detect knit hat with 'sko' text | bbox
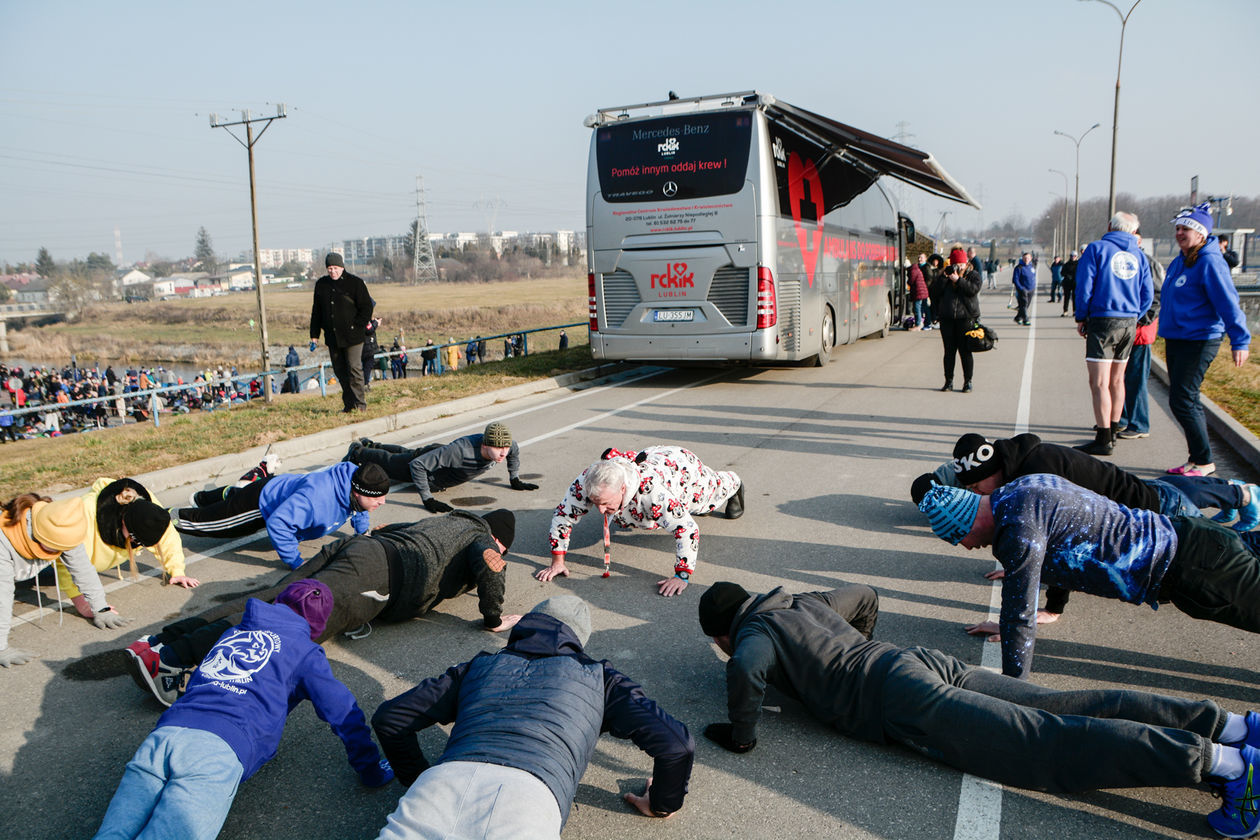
[1171,202,1213,238]
[483,422,512,448]
[918,483,982,545]
[951,434,1003,486]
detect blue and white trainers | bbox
[1209,745,1260,838]
[1234,485,1260,533]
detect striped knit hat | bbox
[918,482,981,545]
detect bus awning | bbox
[762,97,981,209]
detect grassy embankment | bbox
[1,275,597,495]
[5,274,588,367]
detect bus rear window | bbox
[596,111,752,202]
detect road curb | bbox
[1150,354,1260,469]
[122,363,641,498]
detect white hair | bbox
[582,458,638,500]
[1109,212,1139,234]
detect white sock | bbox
[1210,744,1245,780]
[1221,713,1249,745]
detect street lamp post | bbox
[1055,123,1100,251]
[1081,0,1144,219]
[1049,169,1070,256]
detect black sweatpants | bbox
[155,534,391,666]
[171,478,269,539]
[938,318,974,383]
[1160,516,1260,633]
[879,647,1219,792]
[351,442,441,484]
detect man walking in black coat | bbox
[310,252,374,413]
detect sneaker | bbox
[124,638,190,708]
[1208,744,1260,838]
[1168,462,1216,477]
[725,482,745,520]
[1116,428,1150,440]
[1235,485,1260,533]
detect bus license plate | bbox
[653,309,694,322]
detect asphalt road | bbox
[3,275,1257,840]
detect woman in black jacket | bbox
[930,249,982,392]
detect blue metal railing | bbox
[0,320,585,432]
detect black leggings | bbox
[938,318,974,383]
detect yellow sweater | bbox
[55,477,187,597]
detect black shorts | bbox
[1085,317,1135,362]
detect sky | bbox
[1,0,1257,265]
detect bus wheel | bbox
[815,307,835,367]
[879,295,892,338]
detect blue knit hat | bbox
[1171,202,1213,238]
[918,482,981,545]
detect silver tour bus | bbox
[584,91,978,364]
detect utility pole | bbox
[412,175,439,283]
[210,104,286,403]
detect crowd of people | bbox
[2,221,1256,839]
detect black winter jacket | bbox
[310,272,373,348]
[929,266,982,321]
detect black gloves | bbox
[704,723,756,754]
[510,477,538,491]
[423,498,453,514]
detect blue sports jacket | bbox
[1158,237,1250,348]
[259,462,372,569]
[157,599,382,780]
[1074,230,1153,321]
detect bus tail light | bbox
[588,273,599,331]
[756,267,777,329]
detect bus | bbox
[583,91,978,364]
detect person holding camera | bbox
[929,248,983,393]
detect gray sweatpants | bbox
[879,647,1220,792]
[375,761,561,840]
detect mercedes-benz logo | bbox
[662,181,678,197]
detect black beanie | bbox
[698,582,750,637]
[351,462,390,497]
[121,499,170,546]
[910,473,937,506]
[325,252,345,268]
[951,433,1002,486]
[481,509,515,550]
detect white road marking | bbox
[952,295,1038,839]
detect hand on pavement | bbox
[0,647,38,667]
[489,614,523,632]
[510,477,539,491]
[965,611,1060,642]
[535,562,569,582]
[91,608,132,630]
[423,498,453,514]
[623,778,671,818]
[657,577,689,597]
[169,575,200,588]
